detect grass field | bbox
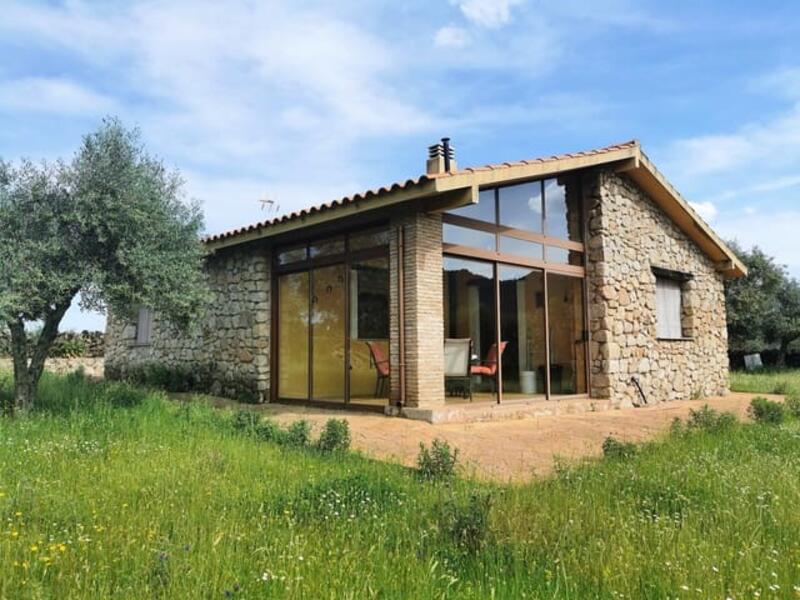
[731,368,800,396]
[2,372,800,598]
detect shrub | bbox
[316,419,351,454]
[602,436,637,459]
[784,393,800,418]
[417,439,459,481]
[435,492,493,554]
[254,419,285,443]
[49,337,87,358]
[748,396,785,425]
[284,420,311,448]
[687,404,737,433]
[232,409,260,433]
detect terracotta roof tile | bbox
[205,140,637,244]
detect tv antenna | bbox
[258,193,279,213]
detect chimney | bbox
[427,137,457,175]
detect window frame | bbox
[653,267,693,341]
[134,306,154,346]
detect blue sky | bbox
[1,0,799,331]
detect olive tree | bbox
[0,119,207,415]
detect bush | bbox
[748,396,785,425]
[602,436,637,459]
[231,409,260,433]
[316,419,351,454]
[686,404,737,433]
[435,492,493,554]
[417,439,459,481]
[49,337,87,358]
[254,419,285,443]
[284,420,311,448]
[784,394,800,418]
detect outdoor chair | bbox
[444,338,472,399]
[366,341,390,398]
[470,341,508,399]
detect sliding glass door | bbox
[499,266,547,399]
[275,229,390,408]
[278,272,309,400]
[311,264,346,402]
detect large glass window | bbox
[544,178,583,242]
[311,265,346,401]
[448,188,496,222]
[349,257,390,404]
[443,223,495,251]
[278,272,309,399]
[275,228,390,407]
[443,257,498,401]
[547,274,587,395]
[498,182,542,232]
[499,266,546,398]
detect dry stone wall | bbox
[105,246,271,401]
[585,170,729,406]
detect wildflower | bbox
[30,544,38,552]
[261,571,272,583]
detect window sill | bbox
[657,336,694,342]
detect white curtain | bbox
[655,277,682,339]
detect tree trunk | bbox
[777,339,790,368]
[4,299,74,416]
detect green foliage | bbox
[748,396,785,425]
[785,393,800,418]
[48,336,87,358]
[686,404,738,433]
[730,368,800,395]
[284,420,311,448]
[417,438,459,481]
[602,436,637,459]
[108,361,259,403]
[231,409,260,433]
[434,492,493,554]
[5,371,800,597]
[316,419,351,454]
[277,474,406,522]
[725,241,800,364]
[0,118,208,410]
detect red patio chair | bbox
[470,341,507,399]
[366,341,390,398]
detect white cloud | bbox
[455,0,524,29]
[434,25,471,48]
[0,77,116,115]
[689,200,717,222]
[716,210,800,278]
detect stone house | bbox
[105,140,746,422]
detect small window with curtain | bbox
[135,307,154,345]
[654,271,687,339]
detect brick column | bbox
[389,212,445,408]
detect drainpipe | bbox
[397,225,406,408]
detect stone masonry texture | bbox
[105,245,271,401]
[585,170,729,406]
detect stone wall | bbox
[585,170,729,406]
[105,245,271,401]
[0,330,105,358]
[0,357,105,378]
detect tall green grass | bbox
[730,368,800,395]
[1,372,800,598]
